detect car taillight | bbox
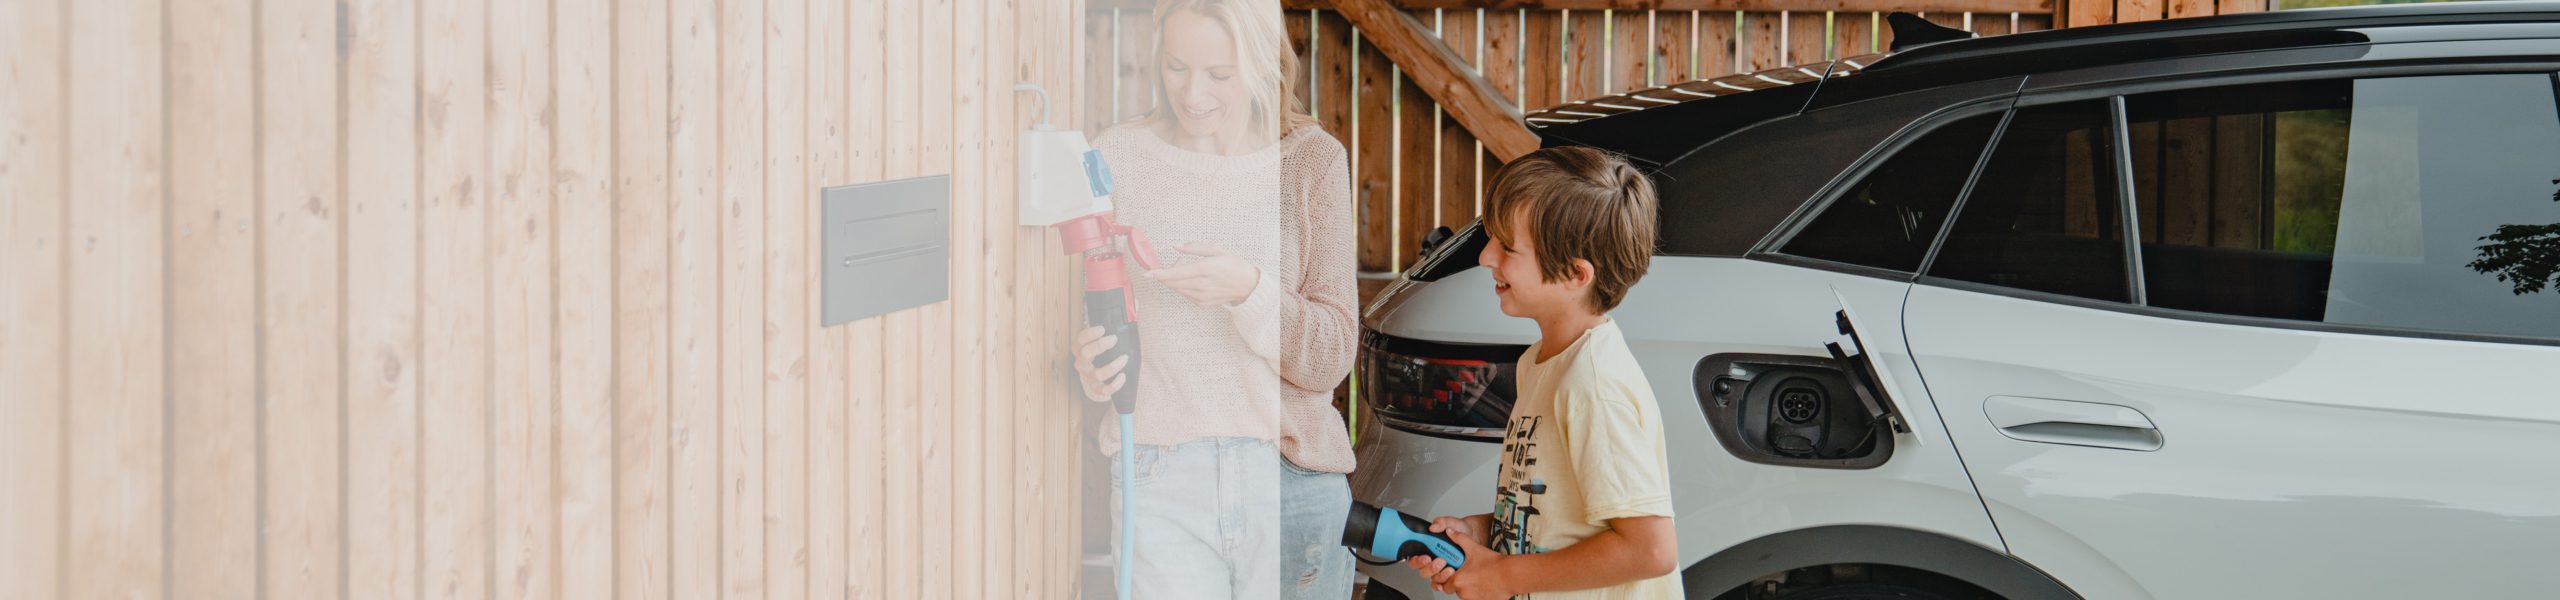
[1359,332,1523,441]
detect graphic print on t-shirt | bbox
[1491,413,1554,556]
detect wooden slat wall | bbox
[0,0,1092,599]
[1097,3,2134,274]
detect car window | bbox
[1928,100,2130,302]
[2124,73,2560,340]
[1782,112,2004,273]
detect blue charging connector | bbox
[1344,501,1467,569]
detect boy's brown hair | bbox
[1482,146,1659,313]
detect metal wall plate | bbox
[823,175,950,326]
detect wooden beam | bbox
[1332,0,1542,161]
[1282,0,2055,15]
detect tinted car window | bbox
[1929,100,2130,302]
[2125,74,2560,340]
[1783,112,2004,272]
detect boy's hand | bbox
[1436,514,1493,548]
[1401,515,1515,600]
[1432,527,1515,600]
[1145,241,1259,307]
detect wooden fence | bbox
[0,0,1092,598]
[1089,0,2267,274]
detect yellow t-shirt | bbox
[1492,319,1683,599]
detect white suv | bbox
[1349,5,2560,599]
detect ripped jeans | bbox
[1279,459,1355,600]
[1114,438,1283,600]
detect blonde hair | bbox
[1149,0,1319,146]
[1482,147,1659,313]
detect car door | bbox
[1903,69,2560,598]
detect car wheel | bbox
[1776,583,1964,600]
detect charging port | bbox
[1693,354,1894,469]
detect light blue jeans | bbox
[1280,459,1356,600]
[1113,438,1282,600]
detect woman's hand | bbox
[1070,325,1128,403]
[1146,241,1260,307]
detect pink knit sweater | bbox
[1091,122,1360,474]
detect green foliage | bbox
[2270,109,2351,254]
[2466,180,2560,296]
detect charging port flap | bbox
[1825,310,1911,435]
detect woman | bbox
[1069,0,1359,597]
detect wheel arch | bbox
[1681,525,2081,600]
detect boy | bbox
[1405,146,1681,599]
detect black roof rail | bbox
[1867,1,2560,73]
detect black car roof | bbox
[1534,1,2560,165]
[1870,0,2560,73]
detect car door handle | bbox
[1983,396,2163,451]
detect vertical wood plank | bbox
[2128,121,2161,242]
[1744,11,1782,71]
[1317,12,1355,141]
[2211,114,2267,249]
[1085,10,1117,134]
[420,0,494,596]
[1522,10,1562,109]
[919,0,960,594]
[948,0,991,594]
[255,0,345,595]
[846,0,889,597]
[2119,0,2166,23]
[2067,0,2113,28]
[553,0,617,594]
[168,0,259,594]
[1287,10,1313,114]
[343,0,423,596]
[1396,70,1435,271]
[1437,8,1482,229]
[64,0,167,595]
[0,0,65,595]
[487,0,557,596]
[65,0,174,588]
[1004,0,1047,596]
[2215,0,2265,15]
[2063,129,2099,236]
[763,0,813,596]
[719,0,770,595]
[808,0,853,596]
[1481,9,1522,107]
[1788,11,1827,65]
[667,0,723,596]
[1924,12,1968,34]
[1652,10,1693,86]
[877,0,921,592]
[2161,117,2213,247]
[1699,11,1736,78]
[2019,14,2053,32]
[1056,1,1085,593]
[2172,0,2216,18]
[1834,12,1875,58]
[1117,9,1157,126]
[1470,7,1504,219]
[428,3,502,598]
[1355,30,1395,272]
[613,0,675,595]
[1566,9,1604,100]
[1613,10,1650,93]
[1976,12,2014,38]
[977,0,1021,597]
